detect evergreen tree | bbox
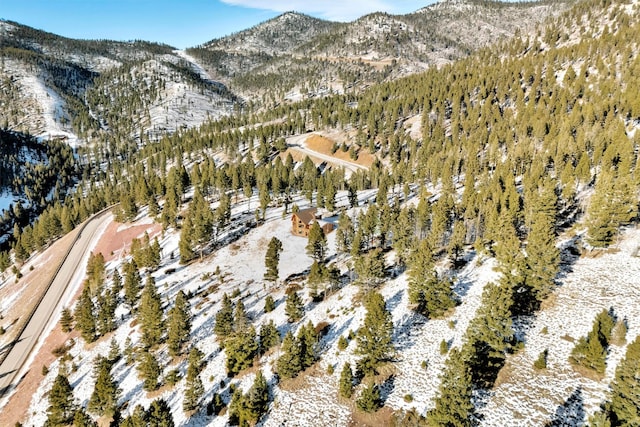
[214,293,234,338]
[264,236,283,282]
[233,299,249,332]
[86,252,106,295]
[306,221,327,262]
[427,348,475,427]
[524,178,559,304]
[356,291,394,375]
[276,331,302,379]
[88,357,120,417]
[60,307,74,333]
[465,280,514,387]
[111,269,122,297]
[335,213,354,256]
[587,171,636,247]
[354,248,386,290]
[179,215,196,264]
[75,286,97,343]
[138,276,164,348]
[307,260,326,300]
[264,295,275,313]
[570,309,615,375]
[183,351,205,413]
[123,261,141,308]
[167,290,191,357]
[73,407,97,427]
[147,399,175,427]
[137,347,160,392]
[297,321,319,369]
[46,373,75,427]
[408,240,456,318]
[339,362,354,398]
[243,370,270,425]
[285,291,304,323]
[356,382,381,413]
[96,288,117,335]
[225,326,259,376]
[609,335,640,425]
[258,320,280,354]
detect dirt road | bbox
[0,210,112,401]
[286,133,369,173]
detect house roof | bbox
[293,207,317,225]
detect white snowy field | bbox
[18,197,640,426]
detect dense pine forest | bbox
[1,0,639,425]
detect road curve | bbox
[286,133,369,173]
[0,210,112,401]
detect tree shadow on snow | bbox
[544,387,586,427]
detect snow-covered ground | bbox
[18,194,640,426]
[478,227,640,426]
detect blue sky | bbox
[0,0,431,49]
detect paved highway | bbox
[0,210,111,401]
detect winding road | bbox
[0,210,112,402]
[286,133,369,173]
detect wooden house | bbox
[291,207,335,237]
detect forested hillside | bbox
[1,0,639,426]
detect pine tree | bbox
[147,399,175,426]
[214,293,234,339]
[107,338,121,364]
[72,407,97,427]
[609,335,640,425]
[335,212,354,256]
[137,347,160,392]
[233,299,249,332]
[86,252,106,295]
[408,240,456,318]
[88,357,120,417]
[225,326,258,376]
[111,269,122,296]
[356,382,381,413]
[524,178,559,304]
[264,236,283,282]
[75,286,97,343]
[46,373,76,427]
[427,348,475,426]
[258,320,280,354]
[60,307,74,333]
[264,295,275,313]
[179,215,196,264]
[123,261,141,308]
[306,221,327,262]
[339,362,354,398]
[285,291,304,323]
[138,276,164,348]
[228,388,245,426]
[466,281,514,387]
[97,288,117,335]
[570,309,615,375]
[276,331,301,379]
[167,290,191,357]
[297,321,319,369]
[354,248,386,290]
[587,171,636,247]
[448,219,467,266]
[183,349,205,413]
[356,291,394,375]
[243,370,270,425]
[307,260,325,300]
